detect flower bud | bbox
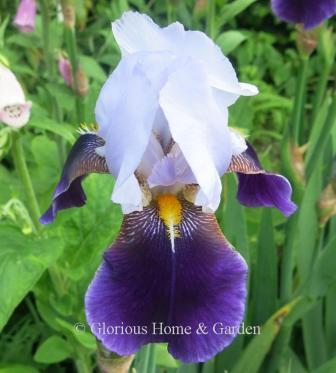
[318,184,336,225]
[58,55,89,96]
[61,0,76,29]
[296,25,319,56]
[76,66,89,97]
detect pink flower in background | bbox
[13,0,36,33]
[58,55,73,87]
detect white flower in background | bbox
[95,12,258,213]
[0,64,32,128]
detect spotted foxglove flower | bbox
[40,12,296,363]
[271,0,336,30]
[13,0,36,33]
[0,64,32,128]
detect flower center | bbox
[156,194,182,253]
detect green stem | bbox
[280,214,299,302]
[291,56,309,144]
[206,0,216,39]
[41,0,65,165]
[310,61,331,125]
[64,26,84,124]
[40,0,54,78]
[11,131,41,233]
[306,93,336,179]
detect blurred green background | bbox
[1,0,336,372]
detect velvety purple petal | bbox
[237,173,297,217]
[85,201,247,363]
[40,177,86,224]
[271,0,336,30]
[40,134,108,224]
[228,142,297,216]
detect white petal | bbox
[148,144,196,187]
[229,128,247,155]
[96,54,158,208]
[159,61,232,211]
[178,30,258,98]
[112,12,168,55]
[111,173,143,214]
[137,133,164,178]
[95,54,140,139]
[0,65,26,109]
[0,102,31,128]
[111,12,258,100]
[239,82,259,96]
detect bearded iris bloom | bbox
[271,0,336,30]
[41,12,296,363]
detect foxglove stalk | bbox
[40,12,296,363]
[271,0,336,30]
[0,64,32,128]
[13,0,36,33]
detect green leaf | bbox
[0,225,63,331]
[221,174,249,263]
[80,55,107,83]
[55,318,96,350]
[231,299,299,373]
[252,209,277,325]
[313,357,336,373]
[29,116,75,144]
[0,366,39,373]
[216,31,246,55]
[308,237,336,298]
[155,344,180,368]
[219,0,257,25]
[34,335,72,363]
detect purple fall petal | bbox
[40,133,108,224]
[85,201,247,363]
[228,142,297,216]
[237,173,297,217]
[39,177,86,224]
[271,0,336,30]
[13,0,36,33]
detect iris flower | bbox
[0,64,32,128]
[41,12,297,363]
[13,0,36,33]
[271,0,336,30]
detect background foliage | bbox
[1,0,336,372]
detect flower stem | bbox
[306,92,336,179]
[40,0,54,78]
[63,23,85,124]
[291,56,309,144]
[310,61,331,125]
[11,131,41,233]
[206,0,216,39]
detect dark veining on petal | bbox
[40,133,109,224]
[85,200,248,363]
